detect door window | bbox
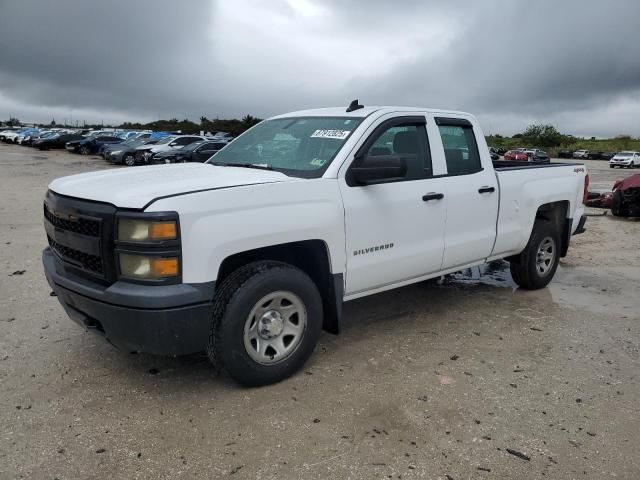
[438,124,482,175]
[356,123,432,182]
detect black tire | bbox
[79,145,90,155]
[207,261,323,386]
[509,220,560,290]
[611,190,628,217]
[123,154,136,167]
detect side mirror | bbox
[349,155,407,185]
[169,142,177,147]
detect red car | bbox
[504,149,529,161]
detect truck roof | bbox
[271,106,473,119]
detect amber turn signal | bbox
[150,257,179,277]
[148,221,177,240]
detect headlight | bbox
[110,150,122,155]
[119,253,179,279]
[117,218,178,242]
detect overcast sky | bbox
[1,0,639,137]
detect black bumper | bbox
[43,248,215,356]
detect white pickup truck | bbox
[42,103,588,385]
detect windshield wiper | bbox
[209,162,274,171]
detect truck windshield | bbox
[207,117,362,178]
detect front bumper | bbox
[43,248,215,356]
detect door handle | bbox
[422,192,444,201]
[478,186,496,194]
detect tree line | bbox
[486,124,640,153]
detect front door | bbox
[339,116,447,296]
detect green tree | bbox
[521,124,565,148]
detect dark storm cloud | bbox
[343,1,640,124]
[1,0,640,136]
[0,0,214,119]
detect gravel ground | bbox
[1,146,639,479]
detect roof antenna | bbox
[346,99,364,113]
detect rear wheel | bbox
[208,261,323,386]
[611,190,628,217]
[510,220,560,290]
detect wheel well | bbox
[217,240,343,334]
[535,201,570,257]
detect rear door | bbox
[339,115,447,296]
[428,117,499,270]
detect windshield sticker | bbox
[311,129,350,140]
[310,158,326,166]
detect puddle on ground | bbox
[549,265,640,318]
[442,260,518,290]
[445,260,638,318]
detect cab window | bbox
[437,123,482,175]
[362,123,432,181]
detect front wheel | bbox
[207,261,323,386]
[79,145,90,155]
[123,154,136,166]
[509,220,560,290]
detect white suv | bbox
[573,150,589,159]
[610,151,640,169]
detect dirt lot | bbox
[1,145,639,479]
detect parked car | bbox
[609,151,640,168]
[42,104,588,386]
[587,151,603,160]
[65,134,125,155]
[151,140,228,164]
[610,173,640,217]
[573,150,589,159]
[525,149,551,163]
[504,149,529,161]
[134,135,208,164]
[24,130,58,146]
[600,152,616,160]
[0,127,23,141]
[488,147,500,160]
[104,139,158,166]
[558,150,574,159]
[4,128,38,143]
[33,133,85,150]
[16,128,41,145]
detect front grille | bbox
[48,235,103,274]
[44,204,100,237]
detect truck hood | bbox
[48,163,294,209]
